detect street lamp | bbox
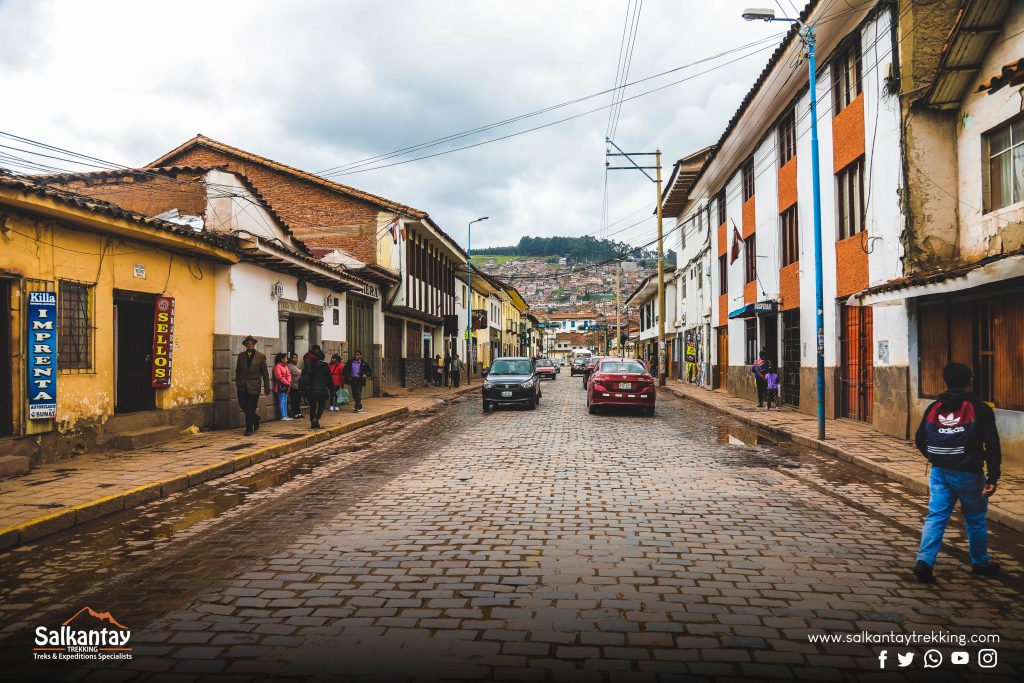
[743,7,826,440]
[465,216,489,378]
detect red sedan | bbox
[586,358,656,416]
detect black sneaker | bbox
[913,560,936,583]
[244,428,253,436]
[253,416,261,432]
[972,562,1000,576]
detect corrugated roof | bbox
[661,146,715,217]
[924,0,1014,109]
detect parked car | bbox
[482,357,541,412]
[534,358,558,380]
[586,358,656,416]
[570,357,588,376]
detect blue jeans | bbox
[917,467,989,567]
[275,391,289,419]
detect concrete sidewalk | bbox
[0,383,477,550]
[663,379,1024,533]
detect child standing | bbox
[765,370,781,411]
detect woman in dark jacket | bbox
[299,349,333,429]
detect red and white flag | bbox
[729,222,742,264]
[388,216,401,244]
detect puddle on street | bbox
[715,423,777,447]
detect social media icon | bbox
[878,650,888,668]
[897,652,914,667]
[978,649,997,668]
[951,651,968,665]
[923,649,943,668]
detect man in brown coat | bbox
[235,335,271,435]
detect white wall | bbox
[214,262,345,343]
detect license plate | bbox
[501,391,513,397]
[618,382,631,389]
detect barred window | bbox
[780,205,799,266]
[59,280,93,371]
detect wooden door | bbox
[716,326,728,390]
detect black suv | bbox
[482,357,541,412]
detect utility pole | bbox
[744,7,826,440]
[606,138,665,384]
[615,262,621,357]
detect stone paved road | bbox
[1,378,1022,682]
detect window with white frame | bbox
[987,117,1024,212]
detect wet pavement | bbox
[1,379,1022,682]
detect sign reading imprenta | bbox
[27,291,57,419]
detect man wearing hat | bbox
[235,335,271,436]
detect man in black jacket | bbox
[343,350,372,413]
[913,363,1001,583]
[298,349,333,429]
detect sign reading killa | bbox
[27,290,58,419]
[151,296,175,388]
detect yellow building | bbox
[500,285,529,357]
[0,173,235,465]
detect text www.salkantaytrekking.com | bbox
[808,630,1000,647]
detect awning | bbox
[728,300,778,319]
[853,253,1024,306]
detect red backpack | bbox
[922,399,976,468]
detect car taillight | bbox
[593,383,608,392]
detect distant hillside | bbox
[474,236,632,264]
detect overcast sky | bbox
[0,0,792,248]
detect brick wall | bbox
[54,173,208,218]
[161,148,382,263]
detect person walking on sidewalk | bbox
[764,370,781,411]
[450,353,464,388]
[299,349,333,429]
[443,352,452,388]
[751,351,771,407]
[913,362,1002,583]
[287,352,302,418]
[433,354,444,387]
[328,353,345,411]
[343,350,372,413]
[235,335,271,436]
[272,352,293,422]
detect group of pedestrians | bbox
[234,337,371,434]
[431,353,465,388]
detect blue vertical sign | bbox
[27,291,58,419]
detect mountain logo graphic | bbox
[62,606,129,630]
[938,413,961,427]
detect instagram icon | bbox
[978,649,997,668]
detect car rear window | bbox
[537,360,553,367]
[490,360,533,375]
[599,361,646,374]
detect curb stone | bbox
[0,385,476,551]
[663,385,1024,535]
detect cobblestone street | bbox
[2,379,1022,682]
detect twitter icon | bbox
[897,653,915,667]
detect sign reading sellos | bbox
[151,296,175,388]
[27,291,58,419]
